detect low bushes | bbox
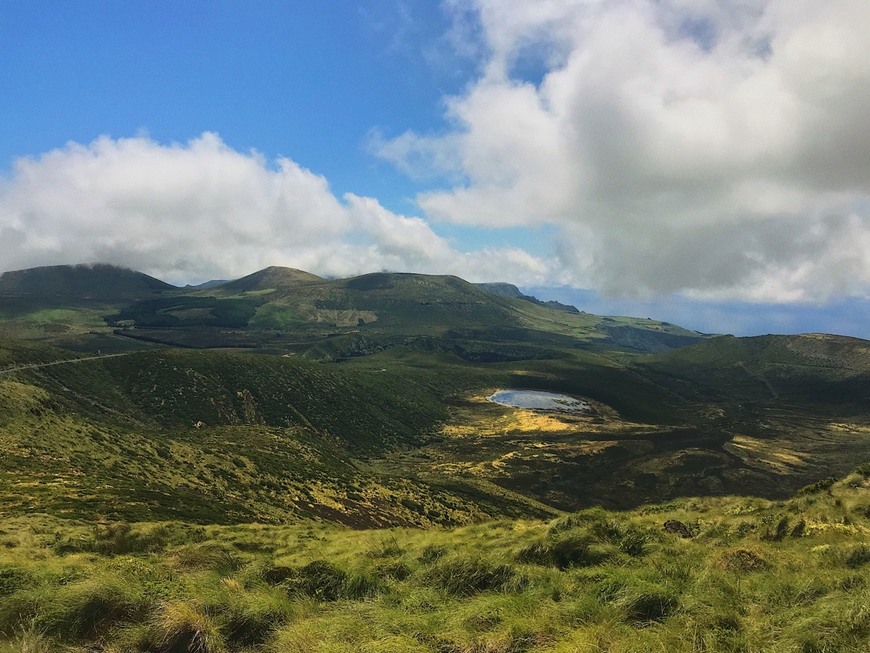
[42,576,144,639]
[718,548,769,573]
[621,587,680,624]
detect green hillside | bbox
[0,264,174,299]
[0,265,174,347]
[0,469,867,652]
[1,264,869,650]
[218,266,323,293]
[0,264,711,356]
[2,330,867,523]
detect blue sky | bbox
[1,1,456,205]
[2,1,869,338]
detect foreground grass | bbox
[1,469,868,652]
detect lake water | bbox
[487,389,592,414]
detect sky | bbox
[1,0,869,338]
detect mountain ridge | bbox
[0,263,175,299]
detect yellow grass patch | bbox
[725,434,810,473]
[441,408,575,438]
[304,483,348,512]
[828,422,870,435]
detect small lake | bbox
[487,389,592,414]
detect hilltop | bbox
[217,265,323,293]
[0,263,174,299]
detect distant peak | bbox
[220,266,323,292]
[0,263,175,297]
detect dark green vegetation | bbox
[1,263,869,650]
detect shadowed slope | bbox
[0,264,175,300]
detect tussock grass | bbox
[421,555,525,597]
[37,573,146,639]
[151,600,226,653]
[0,469,868,651]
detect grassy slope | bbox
[0,344,560,526]
[0,470,867,652]
[2,334,869,523]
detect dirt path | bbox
[0,352,133,376]
[736,362,779,400]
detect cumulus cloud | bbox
[380,0,870,301]
[0,133,553,286]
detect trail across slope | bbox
[0,352,133,375]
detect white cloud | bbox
[0,133,552,286]
[379,0,870,301]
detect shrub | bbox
[218,590,291,647]
[761,516,791,542]
[368,535,403,558]
[261,565,295,585]
[616,525,652,556]
[287,560,346,601]
[0,566,29,597]
[548,507,609,535]
[343,570,382,600]
[0,627,53,653]
[418,544,445,564]
[374,560,412,581]
[0,591,42,639]
[282,560,381,602]
[796,477,837,496]
[170,542,241,574]
[790,519,807,538]
[54,522,206,556]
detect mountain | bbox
[0,263,175,300]
[0,263,712,356]
[475,281,527,298]
[1,320,867,523]
[218,265,323,293]
[97,267,707,354]
[0,264,179,348]
[184,279,229,290]
[477,281,580,313]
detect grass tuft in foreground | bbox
[0,468,868,651]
